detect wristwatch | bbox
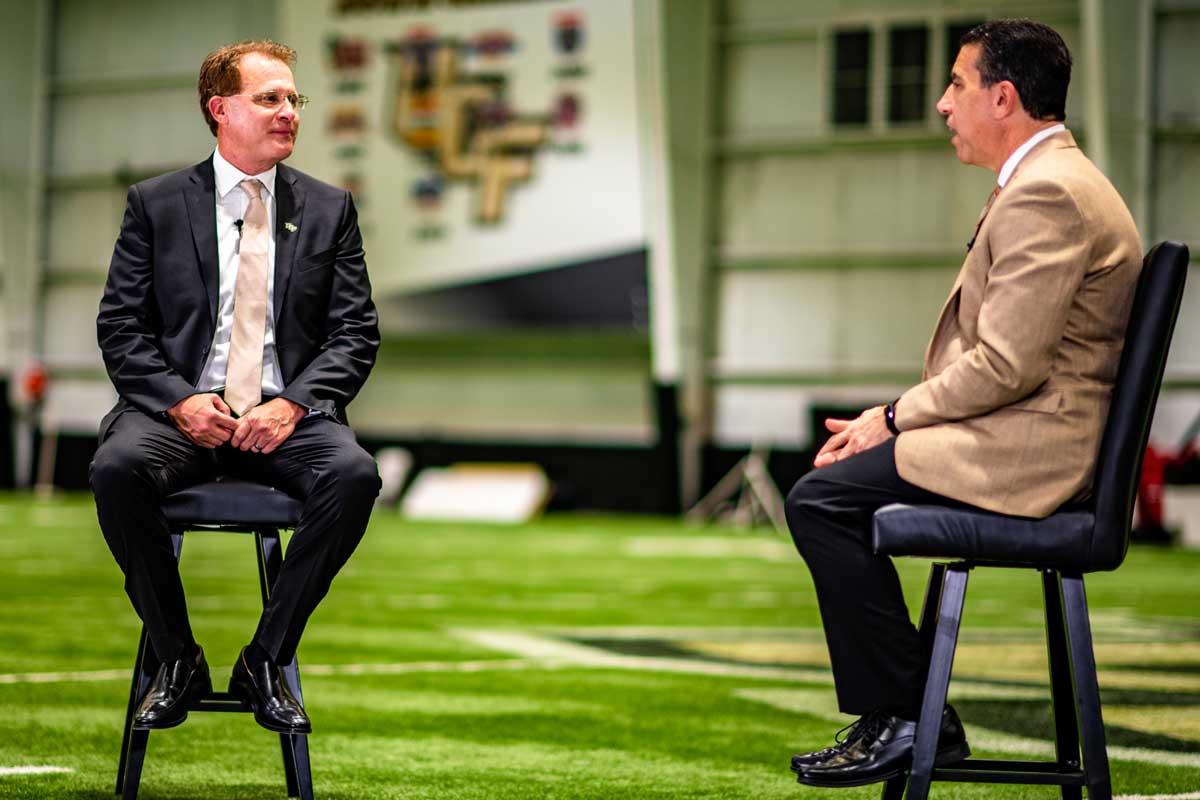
[884,399,901,436]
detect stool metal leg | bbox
[118,729,150,800]
[906,564,970,800]
[916,563,948,653]
[1043,570,1083,800]
[881,774,907,800]
[880,563,949,800]
[116,628,155,798]
[281,657,313,800]
[255,529,280,607]
[116,533,182,799]
[1062,575,1112,800]
[256,530,314,800]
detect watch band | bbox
[884,399,901,436]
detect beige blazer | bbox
[894,130,1142,518]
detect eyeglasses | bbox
[227,91,309,111]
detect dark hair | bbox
[959,19,1072,121]
[198,40,297,136]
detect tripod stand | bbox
[686,446,787,534]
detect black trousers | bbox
[786,438,971,720]
[90,409,381,665]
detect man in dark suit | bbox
[90,40,381,735]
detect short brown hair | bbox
[198,40,297,136]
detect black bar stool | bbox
[871,241,1189,800]
[115,477,313,800]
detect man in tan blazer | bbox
[786,19,1141,788]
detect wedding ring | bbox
[252,444,263,452]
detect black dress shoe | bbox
[229,647,311,733]
[797,705,970,787]
[133,645,212,730]
[790,713,878,771]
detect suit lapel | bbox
[925,130,1077,378]
[273,165,305,324]
[936,187,998,326]
[184,160,220,325]
[925,186,999,373]
[942,130,1074,303]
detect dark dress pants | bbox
[786,437,972,720]
[89,409,381,665]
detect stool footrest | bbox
[931,758,1086,785]
[191,692,249,713]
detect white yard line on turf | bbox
[302,659,555,676]
[0,766,73,776]
[1114,794,1200,799]
[0,659,551,685]
[453,628,838,682]
[0,668,128,684]
[455,631,1200,772]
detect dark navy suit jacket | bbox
[97,157,380,439]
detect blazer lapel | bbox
[184,161,220,325]
[273,165,305,324]
[925,186,1000,375]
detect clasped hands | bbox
[166,393,305,453]
[813,405,894,469]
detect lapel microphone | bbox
[234,218,244,236]
[968,186,1002,252]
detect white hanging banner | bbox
[282,0,647,294]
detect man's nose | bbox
[936,90,952,116]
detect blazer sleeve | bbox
[96,184,197,415]
[278,193,380,416]
[894,178,1088,431]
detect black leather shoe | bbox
[229,647,311,733]
[797,705,970,787]
[133,645,212,730]
[790,713,879,771]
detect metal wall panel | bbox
[721,39,823,137]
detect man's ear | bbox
[992,80,1022,120]
[207,95,227,127]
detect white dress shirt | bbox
[998,123,1066,188]
[198,148,284,395]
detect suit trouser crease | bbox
[785,438,972,719]
[90,409,380,665]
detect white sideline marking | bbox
[1115,794,1200,799]
[301,659,555,676]
[452,629,836,682]
[0,766,73,776]
[545,626,828,641]
[455,632,1200,772]
[0,669,128,684]
[0,659,552,686]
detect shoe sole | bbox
[131,715,187,731]
[796,740,972,788]
[789,751,836,774]
[228,679,312,735]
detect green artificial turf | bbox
[1,493,1198,798]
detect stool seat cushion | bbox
[873,503,1098,571]
[163,479,302,527]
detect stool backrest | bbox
[1089,241,1189,570]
